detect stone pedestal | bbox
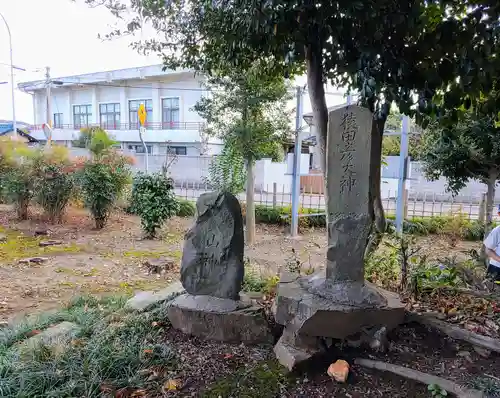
[168,293,273,344]
[273,271,405,370]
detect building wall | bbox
[32,72,208,144]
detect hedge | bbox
[254,205,487,241]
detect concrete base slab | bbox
[125,281,185,312]
[167,293,273,344]
[273,271,405,369]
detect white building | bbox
[17,65,223,156]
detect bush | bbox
[35,147,79,223]
[131,173,180,238]
[409,261,463,296]
[0,143,44,220]
[36,164,75,223]
[255,205,284,225]
[176,199,196,217]
[79,130,132,229]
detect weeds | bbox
[365,238,401,290]
[242,259,280,294]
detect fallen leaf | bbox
[143,349,153,354]
[223,353,234,359]
[131,389,147,397]
[163,379,181,391]
[27,330,41,337]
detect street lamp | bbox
[0,12,16,134]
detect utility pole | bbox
[45,66,52,127]
[290,86,304,237]
[0,12,16,135]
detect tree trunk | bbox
[365,118,387,258]
[245,159,256,245]
[485,173,497,237]
[305,42,328,176]
[17,197,29,220]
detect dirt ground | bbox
[0,204,482,322]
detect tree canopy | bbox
[421,111,500,229]
[194,63,292,244]
[86,0,500,245]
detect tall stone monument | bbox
[273,105,404,370]
[168,192,272,344]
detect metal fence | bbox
[174,182,492,221]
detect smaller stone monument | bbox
[168,192,272,344]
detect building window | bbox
[53,113,63,128]
[128,144,152,154]
[162,97,180,129]
[167,146,187,156]
[129,100,153,129]
[100,103,120,129]
[73,105,92,129]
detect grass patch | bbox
[0,230,81,263]
[122,249,171,259]
[164,231,184,245]
[55,267,100,277]
[0,295,178,397]
[84,279,166,295]
[201,360,289,398]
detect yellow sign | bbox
[138,103,147,126]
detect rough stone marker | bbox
[273,105,404,370]
[168,192,272,344]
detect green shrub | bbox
[131,173,180,238]
[0,143,46,220]
[176,199,196,217]
[36,161,75,223]
[79,131,132,229]
[3,167,35,220]
[409,261,463,296]
[255,205,284,225]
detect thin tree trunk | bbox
[245,159,256,245]
[305,41,328,201]
[17,197,29,220]
[365,117,387,258]
[305,42,328,173]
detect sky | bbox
[0,0,160,123]
[0,0,347,124]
